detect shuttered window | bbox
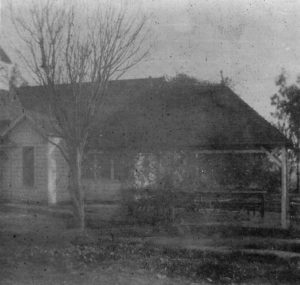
[23,147,34,187]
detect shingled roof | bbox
[16,77,288,151]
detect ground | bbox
[0,210,191,285]
[1,204,300,284]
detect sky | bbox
[1,0,300,121]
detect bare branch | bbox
[10,0,149,227]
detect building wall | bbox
[3,119,49,203]
[2,118,123,204]
[2,119,279,205]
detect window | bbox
[82,152,130,181]
[23,147,34,187]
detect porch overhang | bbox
[190,144,290,229]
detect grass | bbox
[1,208,300,284]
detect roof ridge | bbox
[17,76,165,90]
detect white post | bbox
[47,138,60,205]
[281,146,289,229]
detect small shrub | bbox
[122,187,176,226]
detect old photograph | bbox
[1,0,300,284]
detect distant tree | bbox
[9,65,28,88]
[166,73,213,90]
[0,64,27,90]
[271,69,300,191]
[10,0,148,229]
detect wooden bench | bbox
[127,190,267,224]
[173,191,266,218]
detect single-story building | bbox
[0,75,291,227]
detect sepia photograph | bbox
[1,0,300,284]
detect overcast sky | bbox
[1,0,300,121]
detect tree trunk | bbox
[68,148,85,230]
[298,147,300,193]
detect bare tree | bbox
[10,0,148,229]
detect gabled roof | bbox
[0,120,15,148]
[0,46,11,64]
[0,113,51,140]
[15,77,289,151]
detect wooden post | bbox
[281,146,289,229]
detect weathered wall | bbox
[3,119,48,203]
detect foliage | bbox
[220,70,235,89]
[164,71,234,90]
[129,151,280,194]
[271,70,300,190]
[122,180,176,226]
[271,70,300,147]
[166,73,213,88]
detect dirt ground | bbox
[0,211,193,285]
[1,207,300,284]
